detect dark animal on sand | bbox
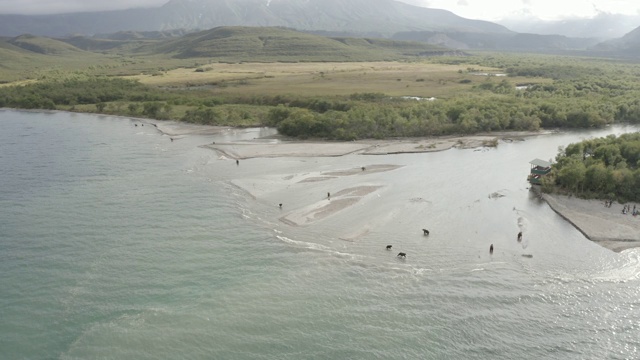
[422,229,430,235]
[170,137,174,142]
[490,244,494,254]
[361,166,366,171]
[397,252,406,258]
[386,245,392,250]
[279,203,282,208]
[236,159,239,165]
[522,254,533,258]
[517,231,522,242]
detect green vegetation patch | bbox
[544,133,640,202]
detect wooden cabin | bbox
[528,158,551,185]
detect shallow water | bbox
[1,109,639,359]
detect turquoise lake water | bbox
[1,109,639,359]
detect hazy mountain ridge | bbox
[497,13,640,40]
[0,0,636,55]
[392,31,599,52]
[0,0,510,38]
[1,26,460,64]
[591,25,640,56]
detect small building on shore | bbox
[528,158,551,185]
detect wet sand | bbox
[231,165,393,234]
[203,132,548,159]
[281,186,382,226]
[535,189,640,252]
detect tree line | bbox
[543,133,640,202]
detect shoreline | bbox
[532,187,640,252]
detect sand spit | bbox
[535,189,640,252]
[208,137,504,159]
[201,131,549,159]
[280,185,382,226]
[209,142,369,159]
[322,164,403,176]
[298,176,337,183]
[153,121,231,136]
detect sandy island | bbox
[153,120,640,252]
[203,133,536,159]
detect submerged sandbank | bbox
[281,185,383,227]
[231,164,401,235]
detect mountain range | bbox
[0,0,509,38]
[0,0,639,55]
[497,13,640,40]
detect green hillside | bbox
[141,26,452,61]
[9,34,85,55]
[0,36,119,82]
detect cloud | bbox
[395,0,431,7]
[0,0,166,15]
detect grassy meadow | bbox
[129,61,548,99]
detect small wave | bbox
[276,235,359,260]
[412,267,434,276]
[591,250,640,283]
[239,207,253,219]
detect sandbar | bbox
[535,188,640,252]
[205,134,536,159]
[280,185,383,226]
[148,120,549,158]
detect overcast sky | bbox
[0,0,639,21]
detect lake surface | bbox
[1,109,639,359]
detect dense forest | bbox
[543,133,640,202]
